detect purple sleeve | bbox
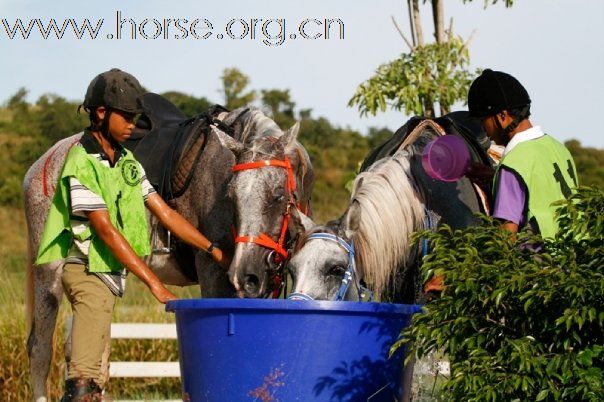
[492,168,526,225]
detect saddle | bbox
[360,111,492,172]
[360,111,495,215]
[123,93,231,200]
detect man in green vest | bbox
[36,69,229,400]
[467,69,578,238]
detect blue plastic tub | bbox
[166,299,421,402]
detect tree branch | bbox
[432,0,445,44]
[412,0,424,46]
[461,29,477,53]
[391,15,414,51]
[407,0,417,47]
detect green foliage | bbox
[397,187,604,401]
[261,88,296,128]
[566,140,604,189]
[298,116,371,222]
[0,92,86,206]
[160,91,211,117]
[221,67,256,109]
[35,94,87,143]
[366,126,394,150]
[349,35,477,117]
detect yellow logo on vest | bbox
[121,160,141,186]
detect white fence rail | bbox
[109,323,180,379]
[64,318,182,402]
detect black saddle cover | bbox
[360,111,492,172]
[123,93,229,199]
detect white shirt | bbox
[503,125,545,157]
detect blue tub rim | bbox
[166,298,422,315]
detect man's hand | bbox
[211,248,232,271]
[465,162,495,187]
[146,193,233,270]
[149,282,178,304]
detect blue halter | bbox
[288,233,360,302]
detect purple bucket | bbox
[422,135,471,182]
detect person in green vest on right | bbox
[466,69,578,238]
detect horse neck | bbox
[350,151,425,298]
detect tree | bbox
[4,87,37,136]
[366,126,394,150]
[221,68,256,110]
[349,0,515,118]
[397,186,604,401]
[260,89,296,128]
[161,91,211,117]
[35,94,87,144]
[565,140,604,190]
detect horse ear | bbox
[212,126,244,157]
[280,121,300,152]
[289,205,315,240]
[343,199,361,239]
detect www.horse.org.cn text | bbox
[1,11,345,46]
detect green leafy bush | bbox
[397,187,604,401]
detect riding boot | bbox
[60,378,103,402]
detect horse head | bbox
[287,201,366,301]
[218,109,313,298]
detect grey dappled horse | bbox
[24,107,312,402]
[287,120,484,304]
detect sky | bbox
[1,0,603,147]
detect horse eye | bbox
[327,265,346,277]
[273,194,285,203]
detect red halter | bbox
[232,156,297,264]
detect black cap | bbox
[468,69,531,118]
[82,68,145,114]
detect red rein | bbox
[231,156,297,263]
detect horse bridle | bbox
[288,233,369,302]
[232,155,299,298]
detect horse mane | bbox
[219,107,283,150]
[221,107,313,205]
[350,150,425,297]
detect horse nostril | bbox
[243,275,260,296]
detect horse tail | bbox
[25,225,35,336]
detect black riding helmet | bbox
[82,68,144,114]
[468,69,531,118]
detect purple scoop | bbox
[422,135,471,182]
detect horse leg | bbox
[27,261,63,402]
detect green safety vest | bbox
[494,135,578,239]
[36,145,151,273]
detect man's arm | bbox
[86,209,177,303]
[144,193,231,270]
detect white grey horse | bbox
[23,106,312,401]
[287,120,485,303]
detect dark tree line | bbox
[1,70,601,220]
